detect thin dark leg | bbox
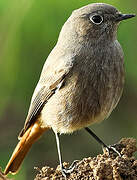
[85,127,121,156]
[55,132,77,178]
[55,132,64,170]
[85,127,108,148]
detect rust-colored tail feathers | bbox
[4,122,48,175]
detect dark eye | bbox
[90,15,103,25]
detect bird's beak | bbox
[116,13,136,21]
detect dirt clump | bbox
[34,138,137,180]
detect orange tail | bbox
[4,122,48,175]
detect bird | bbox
[4,3,135,177]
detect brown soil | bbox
[34,138,137,180]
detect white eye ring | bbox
[90,14,103,25]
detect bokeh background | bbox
[0,0,137,179]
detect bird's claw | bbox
[104,144,121,157]
[61,160,79,178]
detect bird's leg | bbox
[85,127,121,157]
[55,132,77,178]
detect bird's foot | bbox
[103,144,122,157]
[61,160,79,179]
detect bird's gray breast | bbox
[59,40,124,129]
[41,40,124,133]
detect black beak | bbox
[116,14,136,21]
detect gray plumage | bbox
[20,3,126,136]
[5,3,135,176]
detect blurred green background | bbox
[0,0,137,179]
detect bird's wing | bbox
[18,72,67,139]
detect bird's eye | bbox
[90,15,103,25]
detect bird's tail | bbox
[4,122,48,175]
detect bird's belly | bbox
[40,72,122,134]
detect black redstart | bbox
[4,3,135,177]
